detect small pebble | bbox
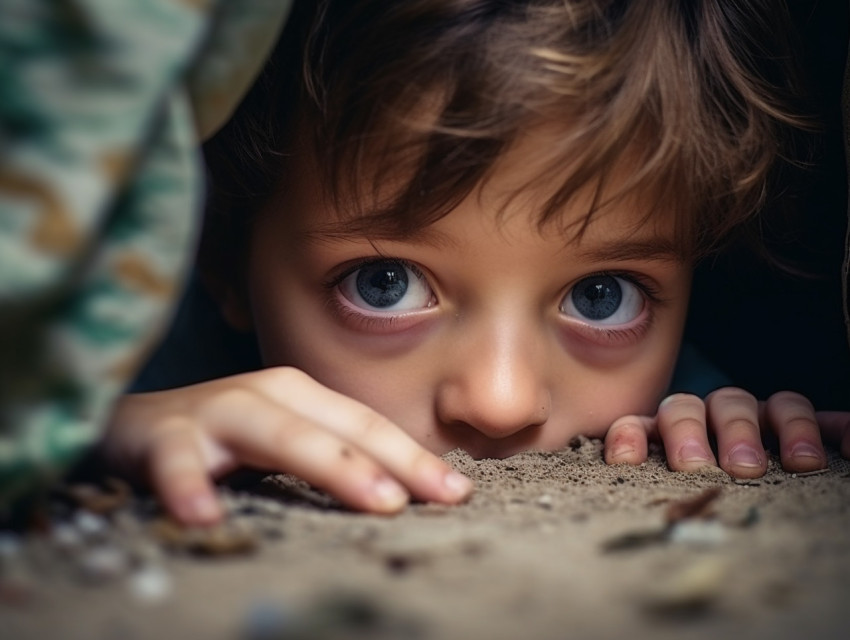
[242,601,295,640]
[73,511,109,539]
[0,533,21,560]
[51,523,84,551]
[77,547,129,584]
[256,500,286,519]
[668,520,728,547]
[127,564,173,604]
[112,510,143,535]
[258,525,285,541]
[536,494,553,509]
[127,539,164,566]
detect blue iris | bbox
[571,275,622,320]
[356,260,409,308]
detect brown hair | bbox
[200,0,810,284]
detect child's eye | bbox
[560,274,645,325]
[339,259,434,311]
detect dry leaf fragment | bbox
[601,528,668,552]
[664,486,722,524]
[62,478,132,515]
[149,518,258,556]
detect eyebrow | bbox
[574,236,685,263]
[306,220,684,262]
[305,223,458,250]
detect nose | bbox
[435,318,551,440]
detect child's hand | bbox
[603,388,850,477]
[104,367,474,525]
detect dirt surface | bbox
[3,438,850,640]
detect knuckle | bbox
[262,365,312,389]
[716,417,759,436]
[202,386,259,414]
[609,415,645,433]
[268,418,303,454]
[782,415,819,433]
[147,415,193,447]
[707,386,756,407]
[768,390,814,411]
[658,393,705,422]
[270,410,315,446]
[668,417,707,433]
[353,409,392,439]
[408,446,441,475]
[660,392,703,410]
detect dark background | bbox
[685,0,850,410]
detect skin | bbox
[105,132,850,526]
[248,137,690,459]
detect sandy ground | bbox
[2,437,850,640]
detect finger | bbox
[604,415,654,465]
[705,387,767,478]
[205,388,418,513]
[148,419,224,526]
[656,393,717,472]
[765,391,827,472]
[815,411,850,458]
[245,368,474,504]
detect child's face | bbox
[239,133,692,459]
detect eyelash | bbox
[323,261,664,341]
[322,257,430,330]
[562,270,663,346]
[325,300,403,330]
[596,270,663,305]
[322,257,427,291]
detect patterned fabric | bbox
[0,0,291,517]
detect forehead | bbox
[277,120,686,262]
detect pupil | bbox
[572,275,622,320]
[356,261,409,308]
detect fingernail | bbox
[185,494,221,523]
[443,471,473,500]
[680,441,712,463]
[659,395,677,407]
[728,445,762,469]
[372,477,408,511]
[790,442,823,460]
[608,445,636,461]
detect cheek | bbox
[550,369,668,442]
[551,334,681,438]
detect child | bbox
[104,0,850,525]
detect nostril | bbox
[440,395,550,441]
[440,418,545,458]
[434,359,550,440]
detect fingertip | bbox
[604,417,650,465]
[367,476,410,513]
[604,446,644,465]
[723,444,767,479]
[441,471,474,503]
[149,429,224,525]
[784,441,828,473]
[658,392,703,412]
[173,491,224,525]
[814,411,850,460]
[670,440,716,472]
